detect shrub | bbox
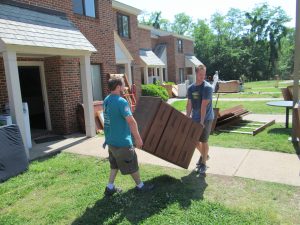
[164,81,175,85]
[142,84,169,101]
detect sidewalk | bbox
[30,135,300,187]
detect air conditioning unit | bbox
[0,114,12,126]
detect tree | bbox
[171,13,194,36]
[138,11,171,31]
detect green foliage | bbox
[142,84,169,101]
[0,121,4,126]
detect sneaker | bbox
[196,155,210,167]
[197,163,207,174]
[104,186,122,196]
[135,183,155,192]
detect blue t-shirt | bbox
[187,81,214,122]
[103,94,133,147]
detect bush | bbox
[142,84,169,101]
[164,81,175,85]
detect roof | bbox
[114,31,133,62]
[138,24,194,41]
[153,44,166,58]
[0,3,96,52]
[185,55,203,67]
[112,1,142,15]
[139,49,165,67]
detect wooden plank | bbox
[143,101,173,153]
[172,85,178,97]
[218,105,244,117]
[218,129,253,134]
[167,117,192,162]
[253,120,275,135]
[176,122,203,169]
[133,97,162,141]
[229,126,258,129]
[155,110,186,159]
[216,117,242,129]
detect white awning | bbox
[0,3,96,53]
[185,55,203,67]
[114,31,133,64]
[139,49,165,67]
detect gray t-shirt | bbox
[187,81,214,122]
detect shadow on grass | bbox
[267,127,291,135]
[72,172,207,225]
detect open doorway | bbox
[18,66,47,132]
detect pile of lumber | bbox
[134,97,203,169]
[217,80,240,93]
[215,105,250,128]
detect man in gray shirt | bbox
[186,64,214,174]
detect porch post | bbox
[159,67,164,83]
[154,67,158,83]
[125,62,132,85]
[80,55,96,137]
[143,67,149,84]
[292,0,300,141]
[3,50,29,157]
[192,66,196,83]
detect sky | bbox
[117,0,296,27]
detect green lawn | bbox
[210,123,296,154]
[214,92,281,98]
[1,153,299,224]
[244,80,293,89]
[171,100,286,114]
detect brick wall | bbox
[138,28,152,49]
[113,8,142,97]
[15,0,116,96]
[0,58,8,112]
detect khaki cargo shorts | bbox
[199,120,213,143]
[108,145,139,175]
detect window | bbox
[91,65,103,101]
[117,13,130,38]
[177,39,183,53]
[72,0,96,18]
[179,68,184,83]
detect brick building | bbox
[138,24,203,84]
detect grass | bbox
[1,153,299,224]
[214,92,281,98]
[210,123,296,154]
[171,100,286,114]
[244,80,293,89]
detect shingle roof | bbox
[139,49,165,66]
[0,3,96,52]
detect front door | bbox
[18,66,46,130]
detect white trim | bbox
[112,1,142,15]
[3,50,29,156]
[6,45,93,56]
[17,61,52,131]
[0,39,6,52]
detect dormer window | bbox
[117,13,130,38]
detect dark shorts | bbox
[199,120,213,143]
[108,145,139,175]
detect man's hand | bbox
[135,137,143,149]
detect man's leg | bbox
[108,169,118,185]
[201,142,209,165]
[130,171,142,185]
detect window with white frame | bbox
[72,0,96,18]
[117,13,130,38]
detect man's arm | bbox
[186,99,192,117]
[200,100,209,125]
[125,115,143,149]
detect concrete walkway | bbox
[30,135,300,187]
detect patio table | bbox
[266,100,293,128]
